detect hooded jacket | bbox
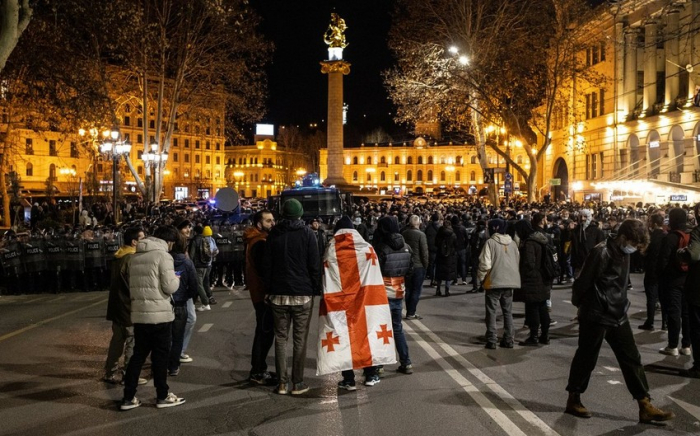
[263,219,321,296]
[434,225,458,281]
[682,224,700,306]
[373,232,412,299]
[106,246,135,326]
[128,237,179,324]
[572,237,630,327]
[478,233,521,290]
[171,252,198,305]
[519,229,553,302]
[402,226,429,269]
[244,225,268,304]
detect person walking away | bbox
[565,219,674,424]
[656,208,691,356]
[478,218,520,349]
[104,227,146,385]
[519,213,553,346]
[402,214,429,320]
[173,219,196,364]
[372,216,414,377]
[434,219,458,296]
[571,209,604,278]
[639,212,667,331]
[263,199,321,395]
[424,213,442,287]
[452,216,469,286]
[469,220,488,292]
[120,225,184,411]
[203,225,219,294]
[189,225,214,311]
[167,234,198,377]
[679,202,700,378]
[244,209,278,385]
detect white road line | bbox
[198,323,214,333]
[24,297,44,304]
[222,301,232,308]
[408,321,561,436]
[669,396,700,421]
[50,296,66,302]
[603,366,620,372]
[607,380,622,385]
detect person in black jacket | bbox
[168,234,198,377]
[639,212,667,331]
[424,213,442,286]
[565,219,674,424]
[571,209,605,277]
[451,215,469,286]
[657,208,691,356]
[680,202,700,378]
[263,199,321,396]
[434,219,458,296]
[469,220,488,292]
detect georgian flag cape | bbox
[316,228,397,375]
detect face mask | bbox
[584,218,592,225]
[621,245,637,254]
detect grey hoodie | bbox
[477,233,521,290]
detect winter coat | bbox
[244,226,268,304]
[425,221,440,253]
[478,233,521,290]
[656,229,688,289]
[519,230,553,303]
[402,227,429,269]
[188,234,211,268]
[572,237,630,327]
[263,218,321,297]
[128,237,179,324]
[171,252,198,305]
[681,225,700,306]
[373,232,412,299]
[453,223,469,250]
[571,221,605,269]
[643,227,666,282]
[106,246,135,326]
[434,226,458,281]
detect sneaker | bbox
[680,347,692,356]
[364,375,380,386]
[499,340,514,349]
[405,314,423,320]
[276,383,288,395]
[156,392,185,409]
[638,324,655,331]
[519,337,539,347]
[103,374,119,384]
[549,320,558,326]
[659,347,679,356]
[169,368,180,376]
[397,364,414,374]
[376,366,385,376]
[485,342,497,350]
[338,379,357,391]
[249,372,275,385]
[291,382,310,395]
[120,397,141,411]
[179,354,193,363]
[209,297,218,305]
[137,377,148,385]
[197,305,211,312]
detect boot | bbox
[638,397,675,424]
[519,335,539,346]
[435,287,442,296]
[565,392,592,418]
[444,289,451,297]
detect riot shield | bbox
[0,241,24,277]
[215,227,235,263]
[45,237,65,272]
[62,239,85,272]
[84,238,105,269]
[232,227,246,261]
[22,238,48,274]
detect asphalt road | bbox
[1,274,699,436]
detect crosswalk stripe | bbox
[222,301,232,308]
[198,323,213,333]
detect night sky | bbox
[252,0,399,140]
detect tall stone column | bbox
[665,9,681,109]
[643,20,657,115]
[624,27,639,118]
[321,61,350,186]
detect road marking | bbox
[0,298,107,343]
[51,296,66,302]
[24,297,44,304]
[603,366,620,372]
[669,396,700,421]
[222,301,232,308]
[562,300,571,304]
[607,380,622,385]
[407,321,560,436]
[198,323,213,333]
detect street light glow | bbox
[458,55,469,65]
[448,46,459,54]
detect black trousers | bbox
[643,276,666,327]
[250,301,275,375]
[688,303,700,369]
[566,319,649,400]
[123,322,172,401]
[169,306,188,372]
[660,283,691,348]
[525,300,550,338]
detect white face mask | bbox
[622,245,637,254]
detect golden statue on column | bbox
[324,13,348,49]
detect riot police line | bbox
[0,223,249,295]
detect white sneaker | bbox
[156,392,186,409]
[196,305,211,312]
[120,397,141,411]
[179,354,193,363]
[659,346,679,356]
[680,347,692,356]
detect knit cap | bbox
[203,226,213,237]
[282,199,304,219]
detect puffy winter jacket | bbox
[373,232,412,299]
[478,233,521,290]
[519,230,553,303]
[128,237,180,324]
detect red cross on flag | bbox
[316,229,396,376]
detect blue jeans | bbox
[182,299,196,354]
[389,298,411,366]
[485,289,514,345]
[405,267,425,317]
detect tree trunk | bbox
[0,152,9,228]
[0,0,32,74]
[527,159,538,202]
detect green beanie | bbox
[282,199,304,219]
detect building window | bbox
[205,155,210,164]
[407,156,413,164]
[516,155,523,164]
[394,156,400,165]
[455,171,460,181]
[599,151,604,177]
[216,156,220,165]
[366,172,372,182]
[138,166,143,175]
[25,138,33,155]
[417,170,423,181]
[49,163,56,180]
[471,155,477,164]
[195,140,200,149]
[440,171,446,181]
[49,140,57,156]
[216,142,220,150]
[427,170,433,181]
[149,119,155,129]
[591,153,597,179]
[124,116,130,126]
[353,171,358,181]
[353,157,358,164]
[407,170,412,181]
[206,141,210,150]
[71,142,79,158]
[137,134,143,144]
[585,154,590,180]
[172,138,178,147]
[470,171,476,181]
[185,139,190,148]
[367,157,372,165]
[26,162,33,176]
[380,171,386,181]
[173,153,178,162]
[184,154,190,163]
[394,172,399,181]
[418,156,423,165]
[440,156,445,164]
[195,155,200,164]
[428,156,433,164]
[380,156,386,164]
[137,118,143,128]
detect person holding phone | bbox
[168,235,198,377]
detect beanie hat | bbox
[193,224,203,235]
[282,199,304,219]
[334,216,355,234]
[173,217,192,230]
[431,212,442,222]
[378,215,400,234]
[488,218,506,235]
[450,215,460,226]
[203,226,213,237]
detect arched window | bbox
[26,162,33,177]
[49,163,56,180]
[367,157,372,165]
[440,156,445,164]
[366,172,372,182]
[394,156,400,164]
[428,170,433,181]
[380,171,386,181]
[471,155,477,164]
[455,171,460,181]
[440,171,446,181]
[418,156,423,165]
[353,157,358,164]
[428,156,434,164]
[516,155,523,164]
[353,171,358,181]
[380,156,386,164]
[407,156,413,164]
[407,170,413,181]
[470,171,476,181]
[394,172,400,181]
[417,170,423,181]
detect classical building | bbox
[539,0,700,205]
[319,137,530,196]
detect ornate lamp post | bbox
[141,142,168,203]
[100,128,131,223]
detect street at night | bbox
[1,274,699,436]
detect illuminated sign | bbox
[649,140,660,148]
[255,124,274,136]
[670,195,688,201]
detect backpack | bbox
[675,230,690,272]
[199,236,213,264]
[539,241,561,281]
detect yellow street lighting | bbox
[448,46,459,54]
[458,55,469,65]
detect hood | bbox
[171,252,187,268]
[528,230,549,245]
[491,233,514,246]
[136,236,169,253]
[270,218,306,236]
[114,246,136,259]
[244,225,267,243]
[385,233,406,250]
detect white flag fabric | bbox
[316,228,396,376]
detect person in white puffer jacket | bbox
[120,225,184,411]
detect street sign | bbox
[505,172,513,181]
[550,178,561,186]
[493,167,506,174]
[504,180,513,194]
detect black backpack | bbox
[540,241,561,281]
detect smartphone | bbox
[175,270,182,277]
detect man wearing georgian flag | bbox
[316,216,397,382]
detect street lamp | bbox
[59,167,77,225]
[141,141,169,203]
[100,127,131,223]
